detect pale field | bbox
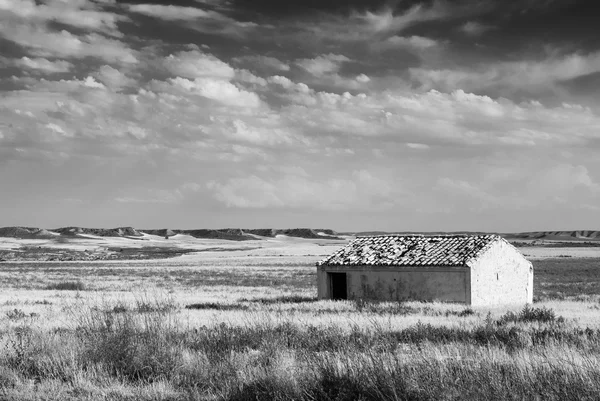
[2,236,600,332]
[1,237,600,400]
[520,246,600,259]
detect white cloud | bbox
[359,4,451,34]
[45,122,71,137]
[0,0,124,35]
[0,23,138,63]
[406,143,429,149]
[166,77,262,107]
[235,69,267,86]
[127,4,216,20]
[15,57,73,73]
[296,53,350,76]
[163,50,235,79]
[82,76,106,89]
[355,74,371,83]
[410,50,600,96]
[381,35,438,50]
[93,65,136,90]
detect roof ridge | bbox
[357,234,500,238]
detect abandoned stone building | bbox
[316,234,533,306]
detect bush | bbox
[5,309,27,320]
[78,306,182,382]
[240,295,318,304]
[497,306,562,325]
[45,281,86,291]
[185,303,248,311]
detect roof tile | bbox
[317,234,500,267]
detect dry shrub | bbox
[76,300,183,383]
[45,281,86,291]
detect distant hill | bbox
[52,227,143,237]
[0,227,59,239]
[0,226,344,241]
[503,231,600,241]
[142,228,344,241]
[2,227,599,242]
[344,230,600,242]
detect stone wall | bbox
[317,266,468,302]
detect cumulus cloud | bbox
[2,16,599,228]
[163,50,235,80]
[355,74,371,83]
[164,77,262,108]
[93,65,136,90]
[0,0,137,65]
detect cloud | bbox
[296,53,350,76]
[0,0,137,64]
[14,57,73,73]
[127,4,216,20]
[355,73,371,83]
[207,169,398,210]
[233,55,290,72]
[460,21,493,36]
[359,3,451,34]
[163,50,235,80]
[410,50,600,97]
[285,1,488,45]
[0,24,138,63]
[163,77,262,108]
[0,0,124,35]
[380,35,438,50]
[533,164,600,195]
[45,122,70,137]
[93,65,136,90]
[406,143,430,150]
[234,69,268,86]
[115,189,182,204]
[127,3,260,39]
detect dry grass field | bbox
[1,240,600,400]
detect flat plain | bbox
[1,235,600,400]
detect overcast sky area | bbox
[1,0,599,232]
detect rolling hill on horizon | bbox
[0,226,343,241]
[1,226,600,242]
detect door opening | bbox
[329,273,347,300]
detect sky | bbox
[1,0,599,232]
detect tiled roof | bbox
[317,235,501,267]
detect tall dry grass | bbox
[1,298,600,400]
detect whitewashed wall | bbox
[469,240,533,306]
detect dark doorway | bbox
[329,273,347,300]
